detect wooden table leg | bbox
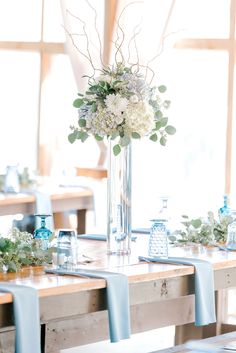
[53,209,87,234]
[174,290,229,345]
[76,209,86,234]
[53,212,72,230]
[175,322,217,345]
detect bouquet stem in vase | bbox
[107,140,132,255]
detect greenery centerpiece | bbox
[170,211,233,246]
[0,228,54,273]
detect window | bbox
[0,0,235,228]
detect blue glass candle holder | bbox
[34,214,52,250]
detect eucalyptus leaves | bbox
[69,63,176,155]
[0,228,53,273]
[170,211,233,246]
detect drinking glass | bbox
[56,229,77,270]
[226,210,236,250]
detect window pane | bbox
[40,54,100,177]
[231,69,236,207]
[60,0,105,72]
[0,51,40,172]
[169,0,230,39]
[0,0,42,41]
[43,0,66,42]
[132,49,228,227]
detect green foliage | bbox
[113,144,121,156]
[171,211,233,246]
[160,136,167,146]
[68,130,78,143]
[149,133,158,142]
[158,85,167,93]
[95,134,103,141]
[73,98,84,108]
[131,132,141,139]
[0,228,53,273]
[78,119,86,128]
[165,125,176,135]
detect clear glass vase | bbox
[107,140,132,255]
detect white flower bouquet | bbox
[68,62,176,155]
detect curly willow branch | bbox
[127,21,142,69]
[65,9,96,77]
[114,1,143,66]
[85,0,104,68]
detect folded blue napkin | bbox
[78,234,137,241]
[132,228,150,234]
[139,256,216,326]
[45,268,130,343]
[0,282,41,353]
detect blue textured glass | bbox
[107,140,132,255]
[34,214,52,250]
[148,220,168,258]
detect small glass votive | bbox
[52,252,65,268]
[56,229,78,270]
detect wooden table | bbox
[0,186,94,234]
[1,238,236,353]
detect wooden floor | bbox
[62,326,175,353]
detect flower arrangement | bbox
[66,2,176,155]
[69,62,176,155]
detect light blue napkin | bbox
[78,233,137,241]
[139,256,216,326]
[45,268,130,343]
[0,282,41,353]
[132,228,150,234]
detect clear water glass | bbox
[226,210,236,250]
[56,229,77,270]
[148,220,168,258]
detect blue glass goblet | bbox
[34,214,52,250]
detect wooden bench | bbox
[153,331,236,352]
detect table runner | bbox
[0,283,41,353]
[139,256,216,326]
[45,268,131,343]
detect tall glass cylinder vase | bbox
[107,140,132,255]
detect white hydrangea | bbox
[105,93,128,116]
[129,94,139,104]
[86,104,123,137]
[123,101,155,137]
